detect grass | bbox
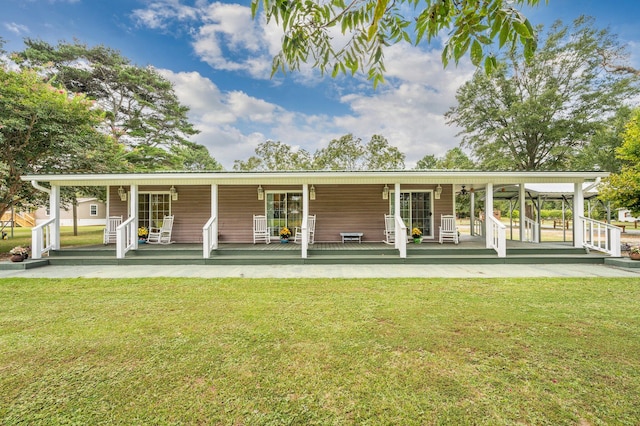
[1,277,639,424]
[0,226,103,258]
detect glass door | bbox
[266,192,303,239]
[391,191,433,237]
[138,193,171,230]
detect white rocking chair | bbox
[439,214,459,244]
[294,215,316,244]
[384,214,395,245]
[147,215,175,244]
[103,215,122,245]
[253,215,271,244]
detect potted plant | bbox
[9,246,30,262]
[630,245,640,261]
[280,227,292,243]
[411,228,422,244]
[138,227,149,243]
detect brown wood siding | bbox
[107,183,456,243]
[309,184,388,242]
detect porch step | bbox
[0,259,50,270]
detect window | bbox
[266,192,303,238]
[90,204,98,216]
[391,191,434,237]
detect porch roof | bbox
[21,170,608,187]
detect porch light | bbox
[382,184,389,200]
[170,185,178,201]
[435,184,442,200]
[117,186,127,202]
[257,185,264,200]
[310,185,316,200]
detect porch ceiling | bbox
[21,170,608,187]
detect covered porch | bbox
[22,170,619,263]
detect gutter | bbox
[31,180,51,195]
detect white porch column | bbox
[212,184,218,250]
[519,183,526,242]
[573,183,584,248]
[469,191,475,236]
[51,184,61,250]
[302,183,309,259]
[485,183,494,249]
[394,183,401,250]
[130,184,139,250]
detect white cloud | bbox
[3,22,29,35]
[131,0,198,30]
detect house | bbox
[33,197,106,227]
[22,170,618,260]
[618,209,640,223]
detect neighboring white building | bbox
[34,197,106,226]
[618,209,640,222]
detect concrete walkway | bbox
[0,263,639,279]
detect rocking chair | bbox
[103,215,122,245]
[253,215,271,244]
[439,214,459,244]
[294,215,316,244]
[384,214,395,245]
[147,215,175,244]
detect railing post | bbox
[485,183,494,249]
[32,227,43,259]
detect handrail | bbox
[116,216,136,259]
[301,215,309,259]
[31,217,55,259]
[395,214,407,258]
[202,216,218,259]
[581,216,621,257]
[523,217,539,243]
[472,218,484,237]
[487,215,506,258]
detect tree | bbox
[233,140,313,171]
[313,134,365,170]
[0,67,119,219]
[252,0,545,86]
[446,16,639,171]
[415,147,475,169]
[363,134,405,170]
[13,40,212,170]
[171,141,223,171]
[599,109,640,216]
[234,134,405,171]
[571,107,633,173]
[312,134,405,170]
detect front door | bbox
[138,193,171,230]
[391,191,433,238]
[266,192,303,239]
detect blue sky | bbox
[2,0,640,169]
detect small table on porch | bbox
[340,232,363,243]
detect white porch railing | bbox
[395,215,407,258]
[487,215,506,258]
[581,216,621,257]
[31,217,55,259]
[116,216,137,259]
[202,216,218,259]
[523,217,539,243]
[472,218,484,237]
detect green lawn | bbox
[1,277,639,424]
[0,226,104,258]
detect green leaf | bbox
[470,39,483,66]
[512,21,531,38]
